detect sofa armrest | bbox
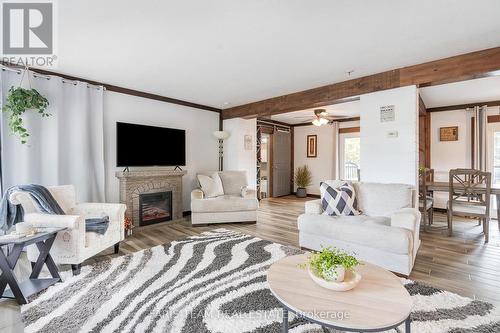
[243,188,257,199]
[72,203,126,221]
[391,208,421,232]
[72,203,126,239]
[305,199,323,214]
[191,189,204,200]
[24,213,84,230]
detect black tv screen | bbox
[116,122,186,167]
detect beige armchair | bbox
[191,171,258,225]
[9,185,126,275]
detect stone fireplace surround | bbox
[115,169,187,227]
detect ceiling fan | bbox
[293,109,348,126]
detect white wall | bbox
[104,92,219,211]
[294,124,336,195]
[430,109,472,208]
[430,106,500,208]
[431,110,472,179]
[360,86,418,186]
[222,118,257,189]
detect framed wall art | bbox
[307,135,317,158]
[439,126,458,141]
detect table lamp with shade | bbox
[213,130,230,171]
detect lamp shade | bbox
[213,130,230,140]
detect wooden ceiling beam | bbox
[399,47,500,87]
[222,73,396,119]
[427,100,500,112]
[222,46,500,119]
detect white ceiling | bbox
[270,99,360,124]
[55,0,500,109]
[420,76,500,108]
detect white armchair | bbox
[191,171,259,225]
[9,185,126,275]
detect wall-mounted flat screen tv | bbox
[116,122,186,167]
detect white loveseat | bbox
[191,171,258,225]
[9,185,126,275]
[298,181,421,276]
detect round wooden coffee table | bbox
[267,254,412,332]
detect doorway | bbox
[339,132,361,181]
[272,129,292,197]
[257,121,292,198]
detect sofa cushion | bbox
[219,171,248,195]
[197,173,224,198]
[191,195,258,213]
[297,213,412,255]
[320,182,359,216]
[353,182,413,217]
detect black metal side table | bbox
[0,227,65,305]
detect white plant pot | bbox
[308,267,362,291]
[330,266,345,282]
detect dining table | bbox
[426,181,500,221]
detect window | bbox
[493,131,500,184]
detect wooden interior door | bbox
[272,130,291,197]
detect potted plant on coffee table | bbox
[294,165,312,198]
[302,246,362,291]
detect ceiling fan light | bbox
[320,118,329,125]
[312,119,322,126]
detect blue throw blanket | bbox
[0,184,109,235]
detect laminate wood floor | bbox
[1,196,499,332]
[111,196,500,306]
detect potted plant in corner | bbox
[294,165,312,198]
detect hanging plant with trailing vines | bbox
[1,75,50,144]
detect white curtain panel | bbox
[1,69,106,202]
[471,106,488,171]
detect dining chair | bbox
[419,168,434,231]
[447,169,491,242]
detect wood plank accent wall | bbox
[222,46,500,119]
[418,96,431,168]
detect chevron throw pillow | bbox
[320,182,360,216]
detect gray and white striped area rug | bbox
[21,229,500,333]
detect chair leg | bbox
[447,210,453,236]
[71,264,81,276]
[484,218,489,243]
[422,208,427,232]
[429,208,434,225]
[478,218,482,226]
[30,261,36,269]
[114,242,120,254]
